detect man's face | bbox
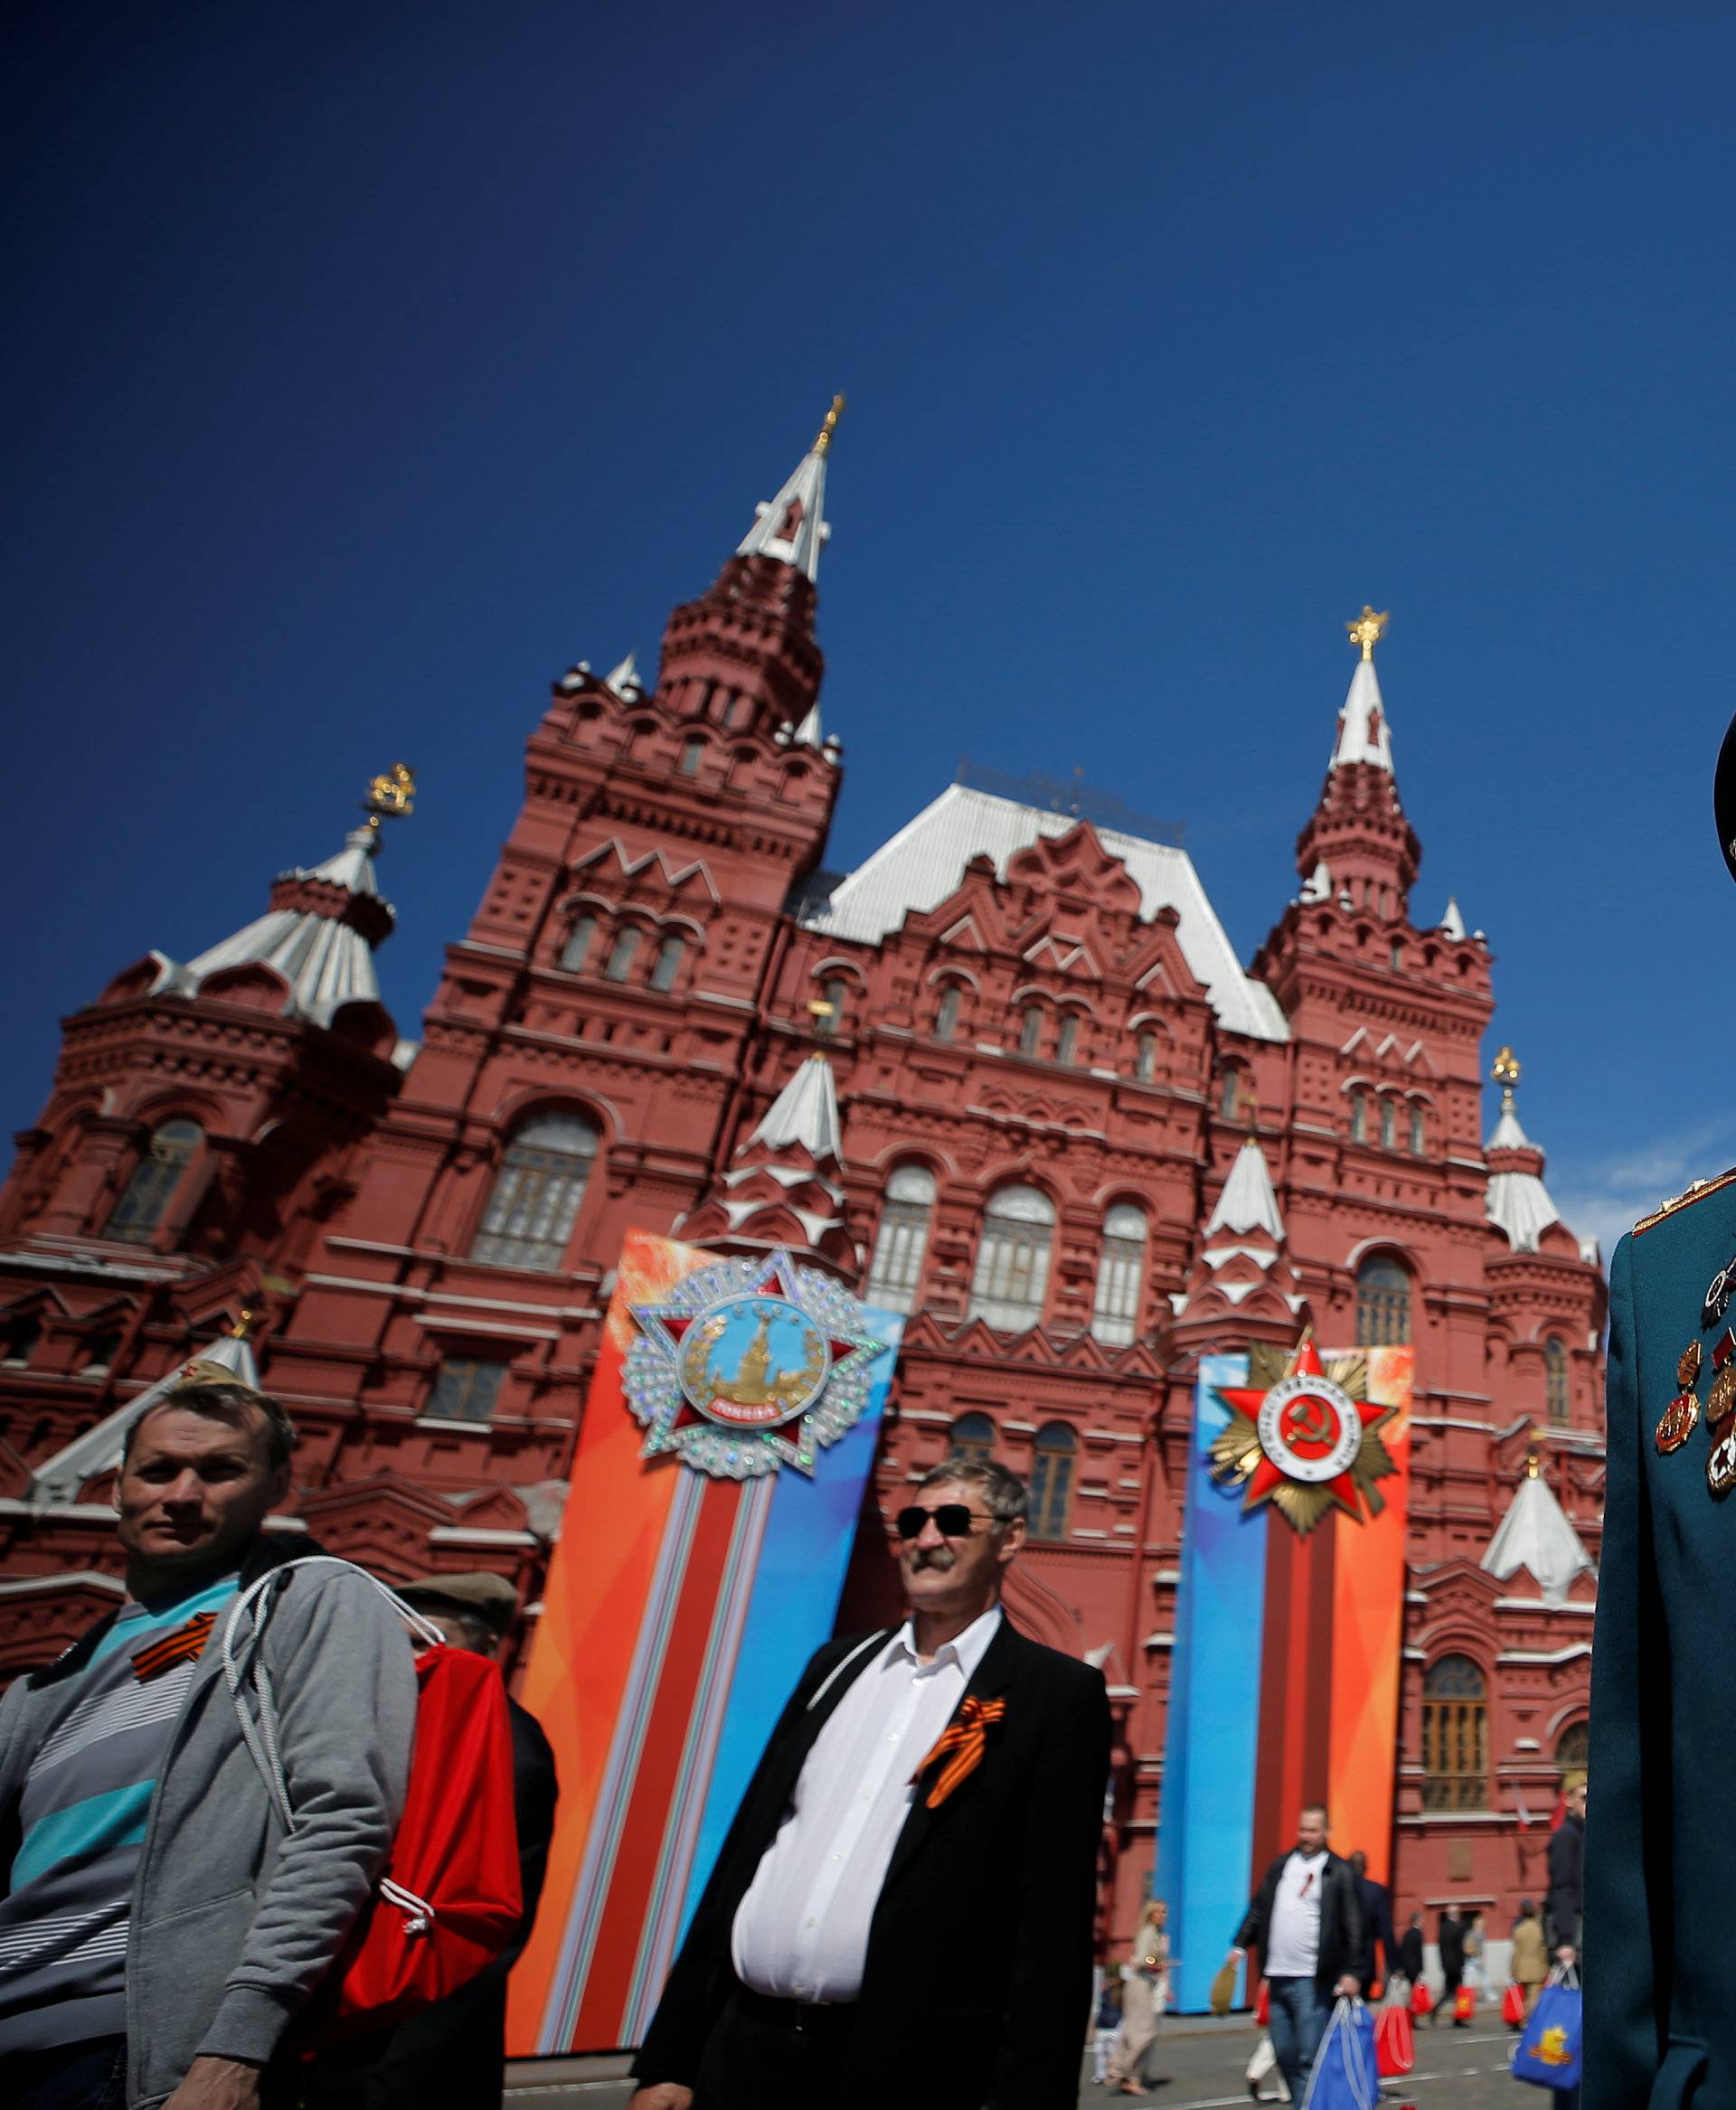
[117,1407,287,1580]
[895,1478,1024,1616]
[1568,1782,1587,1819]
[1297,1807,1329,1855]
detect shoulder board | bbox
[1635,1164,1736,1235]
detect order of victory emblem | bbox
[1209,1334,1398,1536]
[624,1250,887,1481]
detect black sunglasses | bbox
[894,1502,992,1540]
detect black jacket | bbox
[1398,1926,1424,1983]
[1233,1849,1371,1995]
[1438,1914,1467,1981]
[633,1616,1111,2110]
[1544,1812,1583,1953]
[1358,1875,1398,1981]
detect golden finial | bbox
[1492,1045,1522,1112]
[363,762,416,827]
[812,392,846,458]
[231,1308,254,1340]
[1525,1446,1541,1480]
[1346,606,1390,662]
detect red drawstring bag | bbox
[1375,2000,1416,2077]
[1254,1979,1270,2027]
[1502,1982,1527,2027]
[1410,1978,1434,2017]
[224,1560,524,2039]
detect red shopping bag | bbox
[1254,1979,1270,2027]
[1502,1982,1527,2028]
[1410,1978,1434,2017]
[1453,1984,1476,2021]
[1375,2002,1416,2077]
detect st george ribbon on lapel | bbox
[911,1695,1006,1809]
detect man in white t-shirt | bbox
[1224,1805,1368,2103]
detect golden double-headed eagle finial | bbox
[1346,606,1389,662]
[363,762,416,824]
[812,393,846,457]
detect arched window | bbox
[1091,1202,1147,1345]
[560,914,597,972]
[1356,1255,1411,1345]
[679,739,703,777]
[1421,1654,1489,1811]
[472,1111,599,1271]
[106,1119,202,1244]
[864,1164,936,1314]
[1028,1422,1078,1540]
[1135,1031,1158,1083]
[1219,1069,1249,1119]
[603,927,641,982]
[1349,1091,1367,1144]
[814,977,846,1036]
[1554,1719,1589,1781]
[1409,1104,1426,1155]
[1380,1097,1397,1149]
[967,1183,1054,1331]
[934,985,961,1043]
[1056,1014,1080,1065]
[1018,1006,1043,1058]
[1545,1337,1571,1423]
[948,1411,996,1467]
[650,935,685,992]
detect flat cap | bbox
[398,1568,520,1634]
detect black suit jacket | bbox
[1358,1875,1398,1983]
[634,1615,1111,2110]
[1544,1813,1582,1955]
[1233,1850,1371,1996]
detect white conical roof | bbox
[792,702,824,748]
[1328,657,1394,772]
[1439,897,1467,940]
[29,1327,264,1503]
[735,399,841,583]
[1487,1101,1531,1150]
[1482,1464,1595,1606]
[750,1051,843,1163]
[1204,1138,1285,1240]
[604,652,641,696]
[1299,859,1331,903]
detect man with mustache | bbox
[629,1455,1112,2110]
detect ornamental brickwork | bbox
[0,433,1604,1955]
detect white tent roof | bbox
[1482,1466,1595,1606]
[1205,1138,1285,1240]
[1328,657,1394,772]
[750,1052,843,1163]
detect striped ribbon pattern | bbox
[911,1695,1005,1808]
[130,1610,216,1682]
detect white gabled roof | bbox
[1205,1138,1286,1240]
[1329,657,1394,771]
[800,785,1290,1043]
[1481,1465,1595,1606]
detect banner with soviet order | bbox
[507,1230,901,2055]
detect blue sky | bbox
[7,1,1736,1257]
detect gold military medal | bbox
[1711,1427,1736,1499]
[1656,1341,1703,1455]
[1710,1366,1736,1432]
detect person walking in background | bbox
[1397,1913,1424,1989]
[1347,1850,1397,1994]
[1222,1804,1368,2105]
[1091,1973,1123,2086]
[1105,1898,1171,2096]
[1464,1911,1486,2003]
[306,1569,560,2109]
[628,1457,1111,2110]
[1510,1901,1547,2021]
[1547,1776,1585,1966]
[1435,1907,1467,2025]
[0,1380,416,2110]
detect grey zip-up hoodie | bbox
[0,1537,416,2108]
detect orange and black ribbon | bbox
[131,1609,217,1682]
[910,1695,1006,1809]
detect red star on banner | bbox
[1215,1337,1389,1521]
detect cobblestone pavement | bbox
[504,2014,1536,2108]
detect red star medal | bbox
[1211,1338,1396,1535]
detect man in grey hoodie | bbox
[0,1380,416,2110]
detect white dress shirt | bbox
[1264,1849,1327,1978]
[731,1605,1004,2003]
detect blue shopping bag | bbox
[1512,1975,1584,2090]
[1303,1996,1380,2110]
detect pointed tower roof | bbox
[1172,1137,1302,1340]
[29,1316,264,1504]
[1205,1135,1286,1240]
[1328,655,1394,772]
[749,1049,843,1158]
[1293,608,1420,905]
[1482,1453,1596,1606]
[674,1052,856,1275]
[735,394,844,583]
[604,652,642,697]
[151,768,412,1028]
[1485,1047,1566,1251]
[791,702,825,749]
[1439,896,1467,940]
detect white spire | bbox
[791,702,824,748]
[1328,656,1394,772]
[1204,1137,1285,1241]
[750,1051,843,1163]
[1299,859,1331,904]
[604,652,641,697]
[1487,1099,1531,1150]
[735,395,843,584]
[1438,896,1467,940]
[1482,1461,1595,1606]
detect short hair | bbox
[1300,1802,1329,1823]
[123,1380,297,1473]
[916,1455,1028,1527]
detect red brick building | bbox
[0,410,1604,1951]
